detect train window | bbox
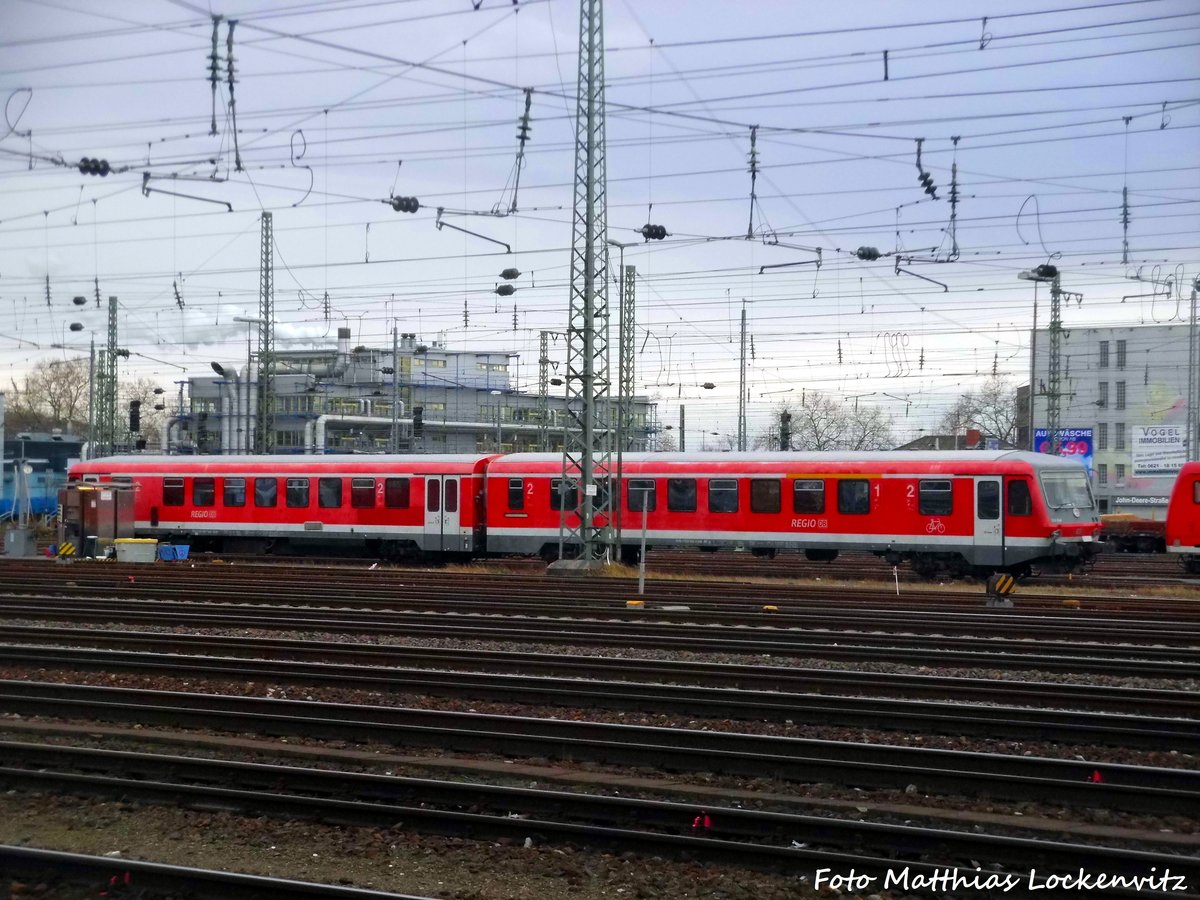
[708,479,739,513]
[667,478,697,512]
[254,478,278,508]
[628,479,656,512]
[112,476,133,485]
[1007,480,1032,516]
[749,479,780,514]
[444,480,458,513]
[977,482,1000,520]
[163,478,184,506]
[286,478,310,508]
[224,478,246,507]
[192,477,216,507]
[918,480,953,516]
[426,479,440,512]
[1194,481,1200,504]
[351,478,376,508]
[384,478,410,509]
[508,479,525,510]
[837,479,870,515]
[318,477,342,508]
[550,479,578,511]
[793,480,825,514]
[595,477,612,512]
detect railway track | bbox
[3,639,1194,749]
[0,844,431,900]
[1,679,1194,815]
[2,623,1192,715]
[2,740,1196,896]
[4,556,1200,616]
[2,595,1196,676]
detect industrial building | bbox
[172,329,656,455]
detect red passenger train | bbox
[1166,461,1200,574]
[68,449,1100,576]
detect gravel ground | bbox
[1,613,1196,898]
[0,794,827,900]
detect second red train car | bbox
[485,450,1099,577]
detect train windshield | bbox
[1039,470,1094,512]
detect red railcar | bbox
[68,454,497,558]
[68,449,1100,576]
[485,451,1101,576]
[1166,462,1200,574]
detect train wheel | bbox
[619,545,642,566]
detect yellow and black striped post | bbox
[986,572,1018,603]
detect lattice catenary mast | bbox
[254,212,276,454]
[560,0,613,564]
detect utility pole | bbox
[1188,276,1199,460]
[86,336,95,459]
[255,212,275,454]
[559,0,612,566]
[737,301,748,451]
[1046,271,1063,456]
[1020,265,1074,455]
[93,296,119,459]
[1028,288,1038,451]
[537,331,550,451]
[391,325,400,453]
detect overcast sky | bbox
[1,0,1197,442]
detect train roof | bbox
[71,454,498,474]
[488,450,1091,471]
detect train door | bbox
[973,477,1004,567]
[424,476,461,552]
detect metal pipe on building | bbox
[310,411,402,454]
[161,417,181,453]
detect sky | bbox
[1,0,1198,445]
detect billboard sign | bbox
[1034,428,1093,476]
[1132,425,1185,477]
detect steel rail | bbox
[0,623,1192,716]
[1,643,1194,750]
[4,562,1200,615]
[0,680,1194,815]
[3,585,1198,643]
[0,844,432,900]
[1,599,1195,676]
[2,742,1197,893]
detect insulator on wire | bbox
[390,196,420,213]
[640,224,667,241]
[495,284,515,297]
[72,295,87,306]
[500,268,521,281]
[69,322,83,332]
[78,157,111,177]
[918,171,938,199]
[855,246,881,261]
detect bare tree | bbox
[842,403,895,450]
[7,358,89,433]
[122,377,171,447]
[938,377,1019,444]
[756,393,895,451]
